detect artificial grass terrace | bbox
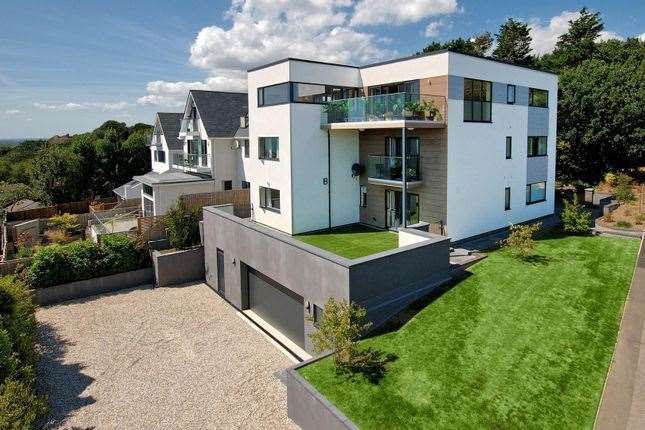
[298,233,640,429]
[294,224,399,259]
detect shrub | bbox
[616,220,633,229]
[613,173,636,205]
[636,214,645,225]
[309,298,372,371]
[503,222,542,258]
[165,201,201,249]
[65,240,107,281]
[44,228,73,244]
[561,199,591,234]
[48,213,79,234]
[604,172,617,187]
[101,234,140,273]
[0,276,47,428]
[25,244,71,288]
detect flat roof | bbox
[247,49,557,76]
[133,170,213,186]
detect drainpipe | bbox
[401,126,407,229]
[327,129,332,230]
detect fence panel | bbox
[180,189,251,218]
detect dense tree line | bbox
[0,120,152,207]
[418,7,644,185]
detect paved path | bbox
[596,234,645,429]
[36,282,298,429]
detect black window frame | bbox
[243,140,249,158]
[258,137,279,161]
[526,181,547,205]
[142,184,153,197]
[506,84,516,104]
[463,78,492,123]
[223,180,232,191]
[156,150,166,163]
[527,136,548,157]
[241,181,250,189]
[505,187,511,211]
[257,81,361,107]
[313,304,323,328]
[259,186,280,211]
[506,136,512,159]
[257,82,291,107]
[528,88,549,108]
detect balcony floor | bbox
[323,119,445,130]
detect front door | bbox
[385,190,420,229]
[216,248,225,296]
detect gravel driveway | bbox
[36,282,298,429]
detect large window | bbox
[527,136,547,157]
[257,82,290,107]
[258,137,279,160]
[529,88,549,107]
[259,187,280,211]
[505,187,511,210]
[526,182,546,204]
[241,181,250,189]
[507,84,516,104]
[368,80,419,96]
[154,150,166,163]
[223,180,232,191]
[506,137,512,159]
[463,78,492,122]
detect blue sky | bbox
[0,0,642,139]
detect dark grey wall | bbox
[32,268,154,306]
[153,247,205,287]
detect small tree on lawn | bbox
[164,200,201,249]
[309,298,372,371]
[561,199,591,234]
[503,222,541,258]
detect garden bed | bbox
[297,233,640,429]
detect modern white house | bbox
[134,90,249,216]
[243,49,557,241]
[201,49,558,356]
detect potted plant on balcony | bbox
[404,101,423,119]
[421,99,442,121]
[323,100,349,123]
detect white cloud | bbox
[425,20,449,37]
[351,0,458,26]
[4,109,21,115]
[639,33,645,41]
[34,102,131,112]
[529,10,580,56]
[140,0,400,107]
[596,30,625,42]
[529,10,625,56]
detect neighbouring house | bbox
[133,91,249,216]
[201,49,558,356]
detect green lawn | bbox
[299,234,640,429]
[295,224,398,259]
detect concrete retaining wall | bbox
[152,246,205,287]
[286,358,357,430]
[31,267,154,306]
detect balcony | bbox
[179,118,200,136]
[366,155,422,188]
[171,150,211,174]
[321,93,446,130]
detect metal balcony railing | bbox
[321,93,446,125]
[367,155,421,182]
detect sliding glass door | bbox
[385,190,420,229]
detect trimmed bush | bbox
[503,222,542,258]
[0,276,47,428]
[25,236,146,288]
[101,234,140,273]
[165,201,201,249]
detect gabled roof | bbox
[189,90,248,138]
[156,112,183,149]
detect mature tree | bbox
[555,8,603,68]
[471,32,493,56]
[493,18,533,65]
[0,182,43,211]
[121,129,152,180]
[30,146,83,203]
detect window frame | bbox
[505,136,512,159]
[528,88,549,108]
[243,140,249,158]
[526,181,547,205]
[313,304,323,328]
[506,84,516,104]
[360,185,367,208]
[258,137,279,161]
[241,181,250,189]
[527,136,548,157]
[259,186,280,211]
[157,150,166,163]
[257,81,361,107]
[257,82,291,107]
[223,180,232,191]
[463,78,492,123]
[142,184,153,197]
[505,187,511,211]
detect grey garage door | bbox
[247,268,305,348]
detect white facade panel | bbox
[329,130,360,227]
[289,61,361,87]
[359,52,449,87]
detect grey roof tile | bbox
[190,91,248,138]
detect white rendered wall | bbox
[445,53,557,241]
[329,130,360,228]
[359,52,449,86]
[152,180,215,216]
[151,135,171,173]
[212,138,245,189]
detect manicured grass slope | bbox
[299,234,640,429]
[295,225,398,259]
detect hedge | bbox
[25,235,146,289]
[0,276,48,428]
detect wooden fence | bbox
[137,215,167,244]
[180,189,251,218]
[6,197,117,222]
